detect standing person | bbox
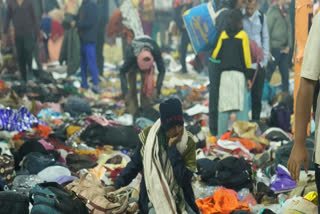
[243,0,269,121]
[120,36,165,115]
[32,0,44,73]
[73,0,101,93]
[174,0,200,74]
[96,0,109,76]
[287,13,320,213]
[3,0,40,82]
[212,9,252,137]
[113,98,199,214]
[208,0,245,136]
[154,0,173,49]
[266,0,292,92]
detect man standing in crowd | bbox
[287,13,320,213]
[32,0,44,73]
[113,98,199,214]
[243,0,269,121]
[266,0,292,92]
[96,0,109,76]
[174,0,202,74]
[74,0,101,93]
[3,0,40,83]
[120,36,165,115]
[154,0,173,49]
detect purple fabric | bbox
[270,165,296,192]
[53,176,78,185]
[141,20,153,37]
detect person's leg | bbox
[218,111,230,138]
[251,67,266,120]
[127,67,139,115]
[96,20,106,76]
[33,39,43,72]
[44,39,49,62]
[24,34,35,80]
[15,36,27,81]
[266,48,280,82]
[208,62,221,136]
[140,69,151,108]
[80,43,89,89]
[236,88,250,122]
[84,43,99,87]
[279,52,290,92]
[179,29,189,74]
[314,163,320,214]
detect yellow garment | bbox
[304,192,318,205]
[132,0,139,8]
[66,126,82,138]
[212,30,252,69]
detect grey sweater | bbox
[267,4,293,50]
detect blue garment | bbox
[243,10,270,69]
[41,17,52,37]
[76,0,99,43]
[80,42,99,89]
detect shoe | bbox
[92,85,103,94]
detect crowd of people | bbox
[1,0,320,213]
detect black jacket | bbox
[114,141,199,214]
[120,36,166,97]
[76,0,99,43]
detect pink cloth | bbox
[137,50,155,97]
[38,139,55,150]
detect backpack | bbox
[30,182,89,214]
[269,103,291,132]
[216,157,253,191]
[0,191,29,214]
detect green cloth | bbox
[59,13,81,76]
[267,4,293,49]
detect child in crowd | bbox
[211,9,252,137]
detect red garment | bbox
[137,50,155,97]
[106,167,123,181]
[107,9,134,43]
[50,19,64,42]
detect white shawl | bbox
[143,119,188,214]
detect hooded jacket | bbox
[76,0,99,43]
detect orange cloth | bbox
[107,9,134,43]
[196,188,250,214]
[220,132,263,152]
[32,125,52,138]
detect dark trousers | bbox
[179,29,189,73]
[33,40,43,72]
[126,67,151,115]
[266,48,290,92]
[96,19,106,76]
[208,62,221,136]
[314,164,320,213]
[80,42,99,89]
[15,34,35,81]
[179,29,202,73]
[251,67,266,120]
